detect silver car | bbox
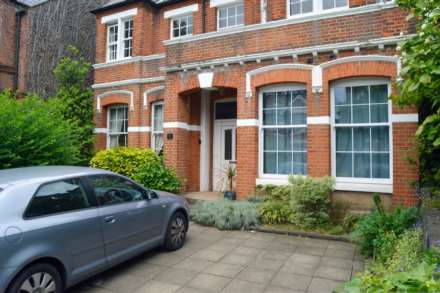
[0,166,189,293]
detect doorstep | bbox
[181,192,223,204]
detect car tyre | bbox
[164,211,188,251]
[7,263,63,293]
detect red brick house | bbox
[91,0,419,206]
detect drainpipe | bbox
[202,0,206,33]
[13,6,26,93]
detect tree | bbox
[0,91,80,168]
[395,0,440,188]
[54,45,95,165]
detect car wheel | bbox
[164,211,187,251]
[7,263,63,293]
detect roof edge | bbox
[91,0,183,14]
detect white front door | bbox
[213,120,237,192]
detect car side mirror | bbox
[144,190,158,200]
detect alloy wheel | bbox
[170,216,186,247]
[19,272,56,293]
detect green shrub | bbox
[342,231,440,293]
[260,200,292,224]
[0,91,80,168]
[90,147,180,193]
[350,195,418,257]
[191,200,260,230]
[288,176,335,228]
[343,262,440,293]
[386,229,424,272]
[133,163,180,194]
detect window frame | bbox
[23,177,97,220]
[217,1,245,30]
[106,17,134,62]
[286,0,348,19]
[107,104,129,149]
[151,101,164,153]
[170,14,194,39]
[258,83,308,179]
[330,77,393,191]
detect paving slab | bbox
[69,223,362,293]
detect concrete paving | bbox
[69,223,363,293]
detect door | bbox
[213,120,237,191]
[87,175,165,264]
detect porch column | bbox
[199,90,211,191]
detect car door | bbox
[86,174,163,264]
[23,177,105,282]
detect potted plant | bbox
[223,163,236,200]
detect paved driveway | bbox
[69,223,363,293]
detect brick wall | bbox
[0,0,27,92]
[92,0,418,205]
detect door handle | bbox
[104,216,116,224]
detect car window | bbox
[88,175,145,207]
[26,178,91,218]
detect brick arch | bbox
[96,90,134,112]
[246,64,313,98]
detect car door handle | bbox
[104,216,116,224]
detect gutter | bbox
[13,6,26,92]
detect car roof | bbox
[0,166,112,189]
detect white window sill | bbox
[335,179,393,194]
[256,177,393,193]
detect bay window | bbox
[108,105,128,148]
[151,102,164,153]
[260,85,308,177]
[332,79,392,184]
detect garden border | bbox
[246,226,351,242]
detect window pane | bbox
[336,153,352,177]
[88,175,144,206]
[302,0,313,13]
[264,129,277,151]
[353,105,369,123]
[352,86,369,104]
[173,28,180,37]
[263,109,276,125]
[335,105,351,124]
[323,0,334,9]
[336,128,352,152]
[292,108,307,125]
[290,2,301,14]
[292,128,307,151]
[154,133,163,152]
[277,91,291,107]
[278,152,292,175]
[228,15,236,27]
[237,14,244,25]
[335,0,347,7]
[293,152,307,175]
[26,179,90,218]
[371,126,389,152]
[353,127,370,152]
[118,134,127,147]
[292,90,306,107]
[219,18,227,28]
[263,92,277,108]
[372,153,390,178]
[264,152,277,174]
[370,84,388,103]
[154,104,163,131]
[219,7,227,18]
[277,108,291,125]
[224,129,232,160]
[354,153,370,178]
[278,129,292,151]
[334,87,351,105]
[371,104,388,123]
[180,26,187,36]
